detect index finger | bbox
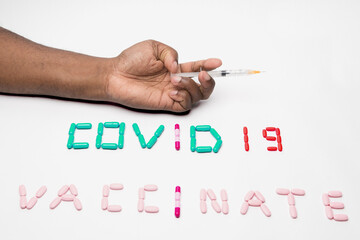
[179,58,222,73]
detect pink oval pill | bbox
[26,197,38,210]
[288,193,295,205]
[145,206,159,213]
[61,194,75,201]
[222,201,229,214]
[20,196,27,209]
[200,189,207,201]
[221,189,228,201]
[19,185,26,196]
[50,197,62,209]
[325,206,334,219]
[144,184,158,191]
[110,183,124,190]
[103,185,110,197]
[101,197,108,210]
[36,186,47,198]
[200,200,207,214]
[322,193,330,206]
[333,214,348,221]
[248,199,262,207]
[255,191,265,203]
[330,202,344,209]
[244,191,255,202]
[289,205,297,219]
[69,184,78,196]
[108,205,122,212]
[138,199,144,212]
[207,189,216,201]
[58,185,69,196]
[240,202,249,215]
[211,200,221,213]
[328,191,342,198]
[276,188,290,195]
[138,188,145,199]
[291,188,305,196]
[73,198,82,211]
[260,204,271,217]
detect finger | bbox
[180,58,222,72]
[170,76,203,104]
[198,71,215,100]
[168,89,192,112]
[155,41,179,74]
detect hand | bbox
[105,40,222,112]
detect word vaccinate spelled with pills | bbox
[67,123,282,153]
[18,185,348,222]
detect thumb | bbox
[155,41,179,73]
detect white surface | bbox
[1,0,360,239]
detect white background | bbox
[1,0,360,239]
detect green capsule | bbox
[132,123,141,136]
[96,135,102,149]
[190,126,196,138]
[147,135,158,149]
[102,143,118,150]
[118,134,124,149]
[68,123,76,135]
[196,125,211,131]
[138,134,146,148]
[97,123,104,135]
[67,135,74,149]
[119,122,126,135]
[154,125,165,138]
[190,137,196,152]
[213,139,223,153]
[196,146,212,153]
[76,123,92,129]
[73,142,89,149]
[104,122,120,128]
[210,128,221,140]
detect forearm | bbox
[0,27,113,101]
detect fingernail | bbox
[172,76,182,83]
[170,90,178,96]
[204,72,211,81]
[172,61,178,70]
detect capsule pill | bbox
[266,127,276,131]
[146,135,158,149]
[262,129,267,138]
[196,125,211,131]
[210,128,221,140]
[190,138,196,152]
[96,135,102,149]
[190,126,196,138]
[73,142,89,149]
[104,122,120,128]
[132,123,141,136]
[67,135,74,149]
[101,143,118,150]
[276,128,280,135]
[245,142,249,151]
[154,125,164,137]
[138,134,146,148]
[69,123,76,135]
[278,143,283,151]
[97,123,104,135]
[213,140,222,153]
[196,146,212,153]
[119,122,125,135]
[118,134,124,149]
[244,135,249,142]
[243,127,248,135]
[277,136,282,143]
[76,123,92,129]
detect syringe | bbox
[171,69,264,78]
